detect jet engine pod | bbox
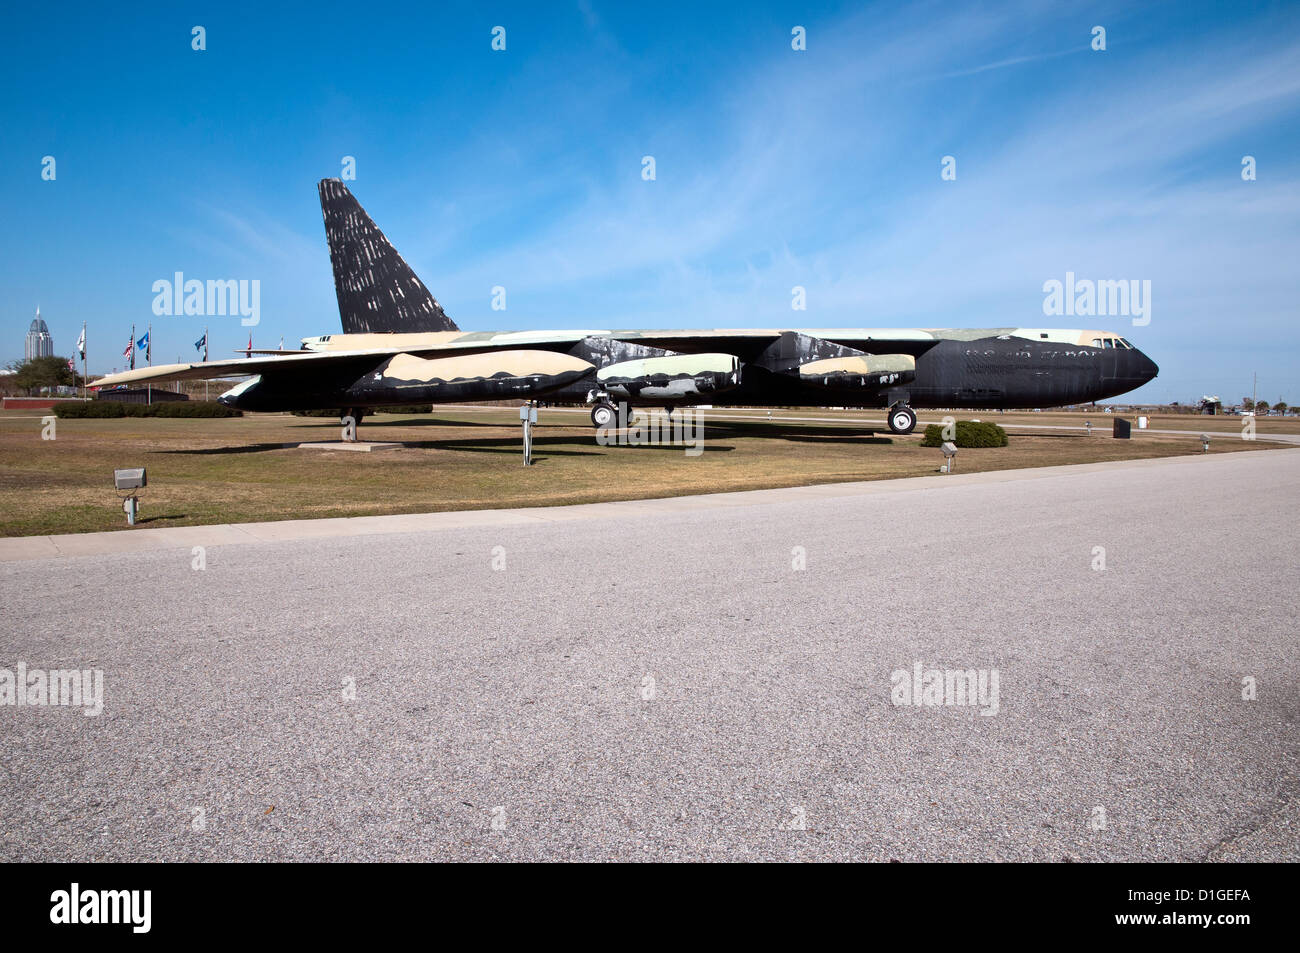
[353,350,596,401]
[798,353,916,390]
[596,353,741,400]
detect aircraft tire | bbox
[888,405,917,434]
[591,402,617,429]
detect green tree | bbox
[11,356,76,395]
[1274,400,1287,415]
[1241,398,1255,412]
[1255,400,1270,414]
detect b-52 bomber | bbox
[94,180,1159,435]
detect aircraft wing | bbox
[90,349,405,388]
[88,327,1014,390]
[600,328,1013,359]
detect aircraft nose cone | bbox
[1135,350,1159,384]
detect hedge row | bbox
[291,405,434,416]
[919,420,1008,448]
[55,401,243,419]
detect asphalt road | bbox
[2,450,1297,861]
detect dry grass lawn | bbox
[0,406,1288,537]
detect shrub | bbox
[55,400,241,419]
[919,420,1008,448]
[55,401,135,418]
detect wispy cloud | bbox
[48,1,1295,400]
[390,3,1299,400]
[926,46,1087,81]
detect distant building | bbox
[24,308,53,362]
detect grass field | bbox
[0,405,1290,537]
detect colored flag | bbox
[76,326,86,360]
[67,357,75,372]
[123,337,134,370]
[194,332,206,353]
[137,330,150,362]
[246,333,253,358]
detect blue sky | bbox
[2,0,1298,404]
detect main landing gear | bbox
[887,403,917,435]
[589,400,676,429]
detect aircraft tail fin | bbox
[317,178,459,334]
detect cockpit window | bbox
[1091,338,1103,348]
[1118,338,1133,349]
[1103,338,1114,348]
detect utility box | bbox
[1113,418,1131,439]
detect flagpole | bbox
[147,322,152,406]
[81,321,87,401]
[204,326,209,402]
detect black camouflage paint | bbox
[318,179,458,335]
[207,183,1160,413]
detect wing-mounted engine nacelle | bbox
[346,350,596,402]
[798,353,915,390]
[755,331,914,390]
[596,353,741,401]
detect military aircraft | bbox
[92,180,1159,435]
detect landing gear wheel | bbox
[591,402,617,429]
[887,405,917,435]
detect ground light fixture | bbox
[113,467,147,525]
[940,441,958,473]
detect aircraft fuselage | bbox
[216,331,1158,413]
